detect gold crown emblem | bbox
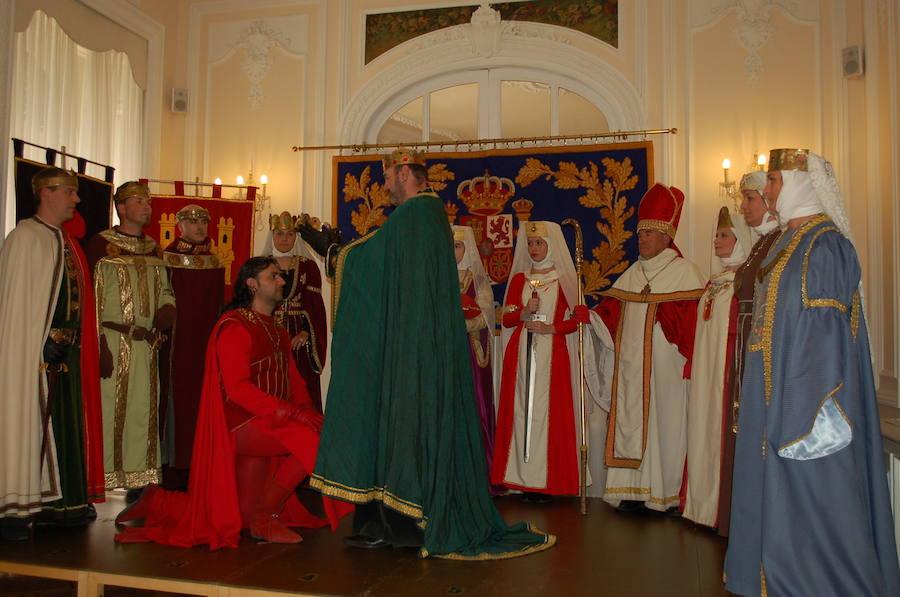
[457,170,515,216]
[525,221,549,237]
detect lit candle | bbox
[722,159,731,183]
[236,175,244,185]
[260,174,268,185]
[214,177,222,185]
[757,153,767,170]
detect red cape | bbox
[116,312,350,549]
[64,229,105,502]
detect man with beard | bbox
[114,257,347,546]
[85,182,176,495]
[297,148,555,559]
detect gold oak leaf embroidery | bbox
[343,163,456,236]
[343,166,391,235]
[515,156,637,298]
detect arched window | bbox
[376,68,609,144]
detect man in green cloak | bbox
[299,148,555,559]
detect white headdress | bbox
[711,207,753,274]
[740,171,779,236]
[453,225,496,334]
[505,221,579,310]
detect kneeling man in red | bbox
[115,257,352,548]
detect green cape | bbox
[312,192,555,559]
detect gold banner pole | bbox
[291,128,677,153]
[562,218,588,516]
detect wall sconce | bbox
[719,158,740,211]
[225,168,271,229]
[755,153,767,171]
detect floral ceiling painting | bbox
[365,0,619,64]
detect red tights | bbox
[234,423,307,527]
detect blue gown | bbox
[725,215,899,596]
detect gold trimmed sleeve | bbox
[801,226,848,313]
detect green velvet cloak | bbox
[312,192,555,559]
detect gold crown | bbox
[768,148,809,172]
[452,226,467,241]
[444,201,459,217]
[114,181,150,204]
[511,198,534,222]
[716,206,734,229]
[383,148,426,169]
[32,169,78,195]
[457,170,515,216]
[176,204,210,222]
[525,221,548,238]
[269,211,299,231]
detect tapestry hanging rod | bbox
[291,127,677,153]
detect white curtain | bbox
[11,10,144,186]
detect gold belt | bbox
[49,328,79,346]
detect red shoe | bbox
[250,515,302,544]
[115,484,159,524]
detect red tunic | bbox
[162,238,224,471]
[491,272,579,495]
[115,309,351,549]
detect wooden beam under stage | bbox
[0,492,735,597]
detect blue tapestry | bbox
[332,141,652,308]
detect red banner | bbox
[145,193,256,299]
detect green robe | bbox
[41,241,90,520]
[312,192,555,560]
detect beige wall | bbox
[143,0,900,404]
[3,0,896,403]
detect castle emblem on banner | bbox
[448,170,530,284]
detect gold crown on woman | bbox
[768,148,809,172]
[269,211,300,231]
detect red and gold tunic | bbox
[161,237,224,472]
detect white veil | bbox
[453,225,496,334]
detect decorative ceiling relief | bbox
[233,20,291,110]
[208,16,307,111]
[691,1,819,82]
[364,0,617,64]
[469,3,502,58]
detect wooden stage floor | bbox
[0,491,735,597]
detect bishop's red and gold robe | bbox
[587,248,704,511]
